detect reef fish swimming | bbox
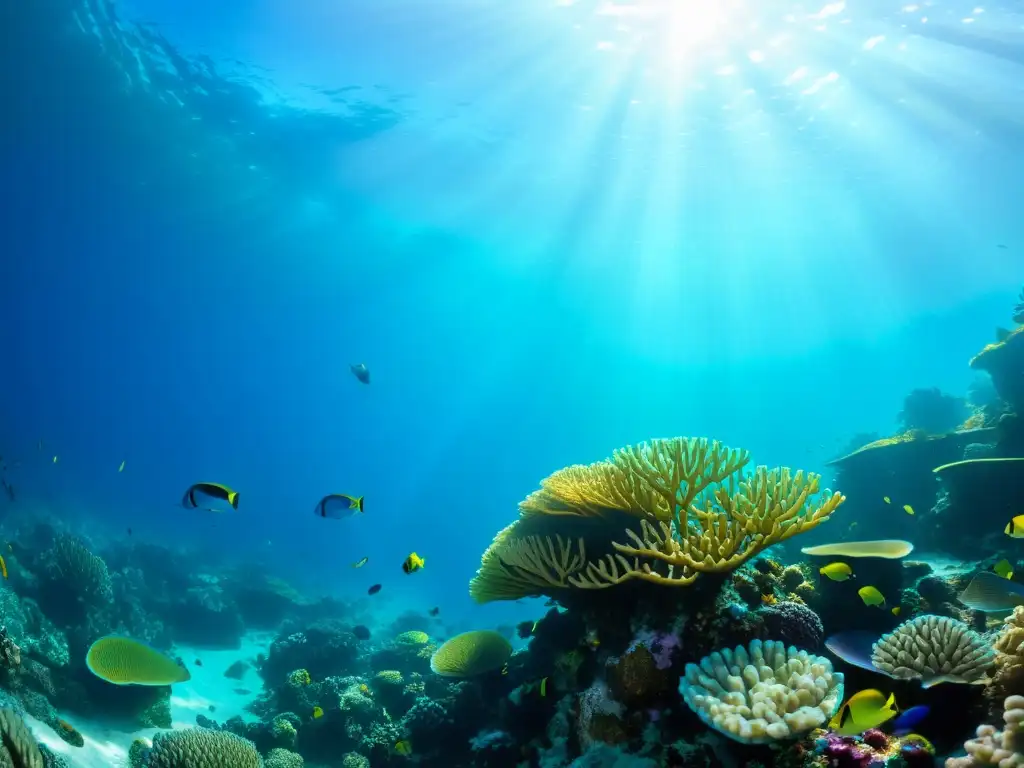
[350,363,370,384]
[819,562,853,582]
[829,689,899,735]
[959,571,1024,612]
[402,552,425,574]
[182,482,239,511]
[314,494,364,519]
[86,635,191,686]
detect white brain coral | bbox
[872,615,995,686]
[678,638,844,744]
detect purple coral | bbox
[820,733,873,768]
[761,601,824,650]
[629,630,681,670]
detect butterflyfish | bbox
[892,704,930,735]
[819,562,854,582]
[402,552,425,574]
[995,559,1015,580]
[857,585,886,607]
[118,461,125,472]
[1007,515,1024,538]
[801,540,914,559]
[958,571,1024,612]
[829,689,898,735]
[182,482,239,511]
[902,504,914,516]
[539,677,548,697]
[86,636,191,686]
[350,363,370,384]
[312,706,323,719]
[352,556,369,569]
[394,740,412,756]
[315,494,364,519]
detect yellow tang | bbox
[995,559,1015,580]
[402,552,425,574]
[819,562,854,582]
[829,689,898,735]
[891,606,901,616]
[1006,515,1024,539]
[903,504,914,516]
[394,740,413,756]
[86,636,191,686]
[858,585,886,607]
[312,706,323,719]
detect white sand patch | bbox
[24,632,272,768]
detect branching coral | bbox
[871,615,994,687]
[947,695,1024,767]
[471,437,845,601]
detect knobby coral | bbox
[0,708,43,768]
[871,615,994,687]
[678,639,844,744]
[947,695,1024,767]
[470,437,845,601]
[141,728,262,768]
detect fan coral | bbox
[141,728,262,767]
[470,437,845,601]
[871,615,994,686]
[0,708,43,768]
[947,695,1024,767]
[678,639,843,744]
[760,601,824,651]
[429,630,512,677]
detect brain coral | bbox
[394,631,430,647]
[761,601,824,651]
[430,630,512,677]
[679,638,844,744]
[871,615,995,686]
[141,729,262,768]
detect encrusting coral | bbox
[678,639,843,744]
[470,437,845,601]
[871,615,994,686]
[947,695,1024,767]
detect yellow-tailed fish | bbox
[959,572,1024,612]
[118,461,125,472]
[857,585,886,607]
[903,504,914,516]
[883,496,891,504]
[182,482,239,510]
[540,677,548,697]
[394,740,412,756]
[829,689,898,735]
[1007,515,1024,538]
[819,562,854,582]
[312,706,323,719]
[995,559,1015,580]
[402,552,425,574]
[352,556,369,569]
[314,494,364,519]
[891,606,901,616]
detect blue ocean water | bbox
[0,0,1023,762]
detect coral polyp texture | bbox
[678,639,843,744]
[947,695,1024,767]
[429,630,512,677]
[141,728,263,768]
[470,436,845,602]
[871,615,995,686]
[0,708,43,768]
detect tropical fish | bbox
[900,733,935,753]
[0,555,7,580]
[429,607,440,617]
[891,606,901,616]
[352,557,368,569]
[883,496,891,504]
[892,704,930,735]
[350,363,370,384]
[959,572,1024,612]
[1007,515,1024,538]
[858,585,886,607]
[995,559,1015,580]
[394,740,412,756]
[194,659,203,667]
[359,683,371,696]
[801,540,914,559]
[402,552,425,574]
[902,504,914,516]
[820,562,854,582]
[86,636,191,686]
[182,482,239,511]
[368,584,382,595]
[118,461,125,472]
[761,593,778,605]
[312,706,323,719]
[829,689,898,735]
[314,494,364,519]
[352,625,371,641]
[539,677,549,697]
[824,631,883,673]
[52,455,58,464]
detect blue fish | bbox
[892,704,930,735]
[824,631,885,674]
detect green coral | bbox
[394,631,429,647]
[286,669,311,687]
[264,748,303,768]
[270,716,297,749]
[129,738,149,768]
[341,754,370,768]
[373,670,403,686]
[141,729,262,767]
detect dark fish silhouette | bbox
[350,363,370,384]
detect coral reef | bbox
[948,695,1024,767]
[142,728,262,767]
[871,615,994,686]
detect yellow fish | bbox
[118,461,125,472]
[359,683,370,696]
[0,554,7,580]
[539,677,548,697]
[858,585,886,607]
[995,559,1015,580]
[900,733,935,754]
[891,606,901,616]
[394,740,413,756]
[883,496,891,504]
[402,552,425,574]
[829,689,898,735]
[311,706,323,719]
[1007,515,1024,538]
[819,562,854,582]
[903,504,914,516]
[351,556,369,569]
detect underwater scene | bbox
[2,0,1024,766]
